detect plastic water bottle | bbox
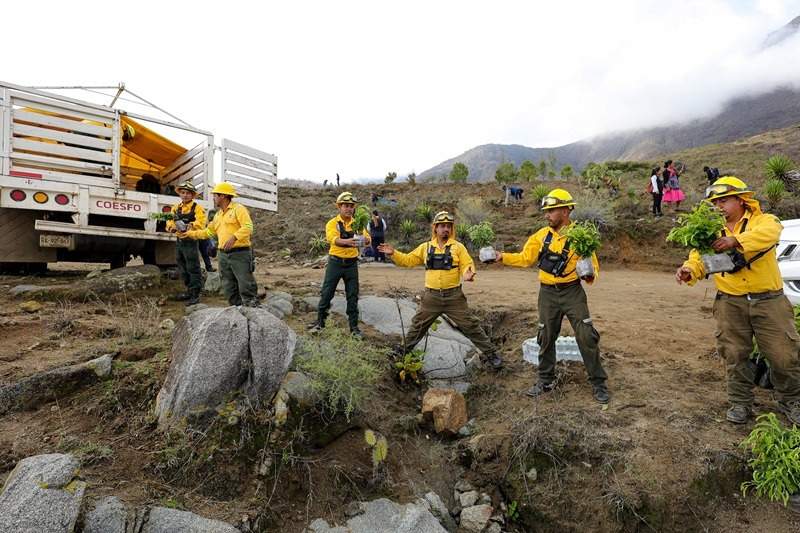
[522,336,583,366]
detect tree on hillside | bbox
[385,171,397,184]
[495,162,518,183]
[561,164,574,178]
[519,160,537,182]
[548,152,558,174]
[449,162,469,183]
[407,172,417,185]
[537,160,547,178]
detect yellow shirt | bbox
[166,201,207,238]
[682,208,782,295]
[187,202,253,249]
[502,225,600,285]
[391,237,474,290]
[326,215,370,259]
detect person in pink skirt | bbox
[662,160,685,210]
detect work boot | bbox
[726,404,752,424]
[592,383,610,404]
[186,290,200,306]
[175,291,190,301]
[778,400,800,426]
[525,381,554,398]
[308,321,324,334]
[486,353,503,370]
[350,327,364,340]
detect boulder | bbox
[266,297,293,317]
[458,490,479,508]
[421,388,468,434]
[0,354,114,416]
[458,504,493,533]
[203,271,222,295]
[422,492,457,532]
[280,371,318,408]
[0,453,85,533]
[307,498,447,533]
[83,265,162,295]
[155,306,295,428]
[83,496,128,533]
[185,303,209,315]
[10,284,68,300]
[142,507,239,533]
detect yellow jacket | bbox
[392,237,474,290]
[326,215,370,259]
[502,224,599,285]
[682,197,782,295]
[166,201,206,238]
[187,202,253,249]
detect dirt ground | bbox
[1,262,799,532]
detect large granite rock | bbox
[83,496,128,533]
[306,498,447,533]
[458,504,493,533]
[142,507,240,533]
[303,295,476,379]
[0,454,85,533]
[155,306,295,428]
[83,265,162,295]
[0,354,114,416]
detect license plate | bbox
[40,234,74,249]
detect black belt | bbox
[220,247,250,254]
[425,285,462,295]
[541,279,581,290]
[716,289,783,301]
[329,255,358,266]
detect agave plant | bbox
[765,155,795,182]
[763,179,785,211]
[415,203,434,222]
[399,219,416,243]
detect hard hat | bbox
[175,181,197,193]
[336,191,357,204]
[211,182,238,197]
[705,176,751,201]
[432,211,455,224]
[541,189,576,210]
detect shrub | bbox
[495,162,518,183]
[295,327,387,420]
[351,205,371,233]
[740,413,800,505]
[560,164,573,178]
[308,233,328,256]
[415,203,434,222]
[531,184,550,204]
[456,197,491,226]
[666,202,725,254]
[571,194,617,233]
[519,160,537,182]
[455,223,471,242]
[399,219,416,243]
[385,171,397,184]
[564,221,601,257]
[763,179,786,211]
[449,162,469,183]
[765,155,795,182]
[467,221,495,248]
[406,172,416,185]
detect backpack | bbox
[646,180,654,194]
[711,167,720,179]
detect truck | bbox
[0,80,277,272]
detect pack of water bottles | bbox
[522,336,583,366]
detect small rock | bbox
[526,467,538,482]
[344,501,363,518]
[479,493,491,505]
[485,522,502,533]
[142,506,239,533]
[421,388,468,435]
[459,490,479,508]
[422,492,457,532]
[10,284,48,297]
[458,504,493,533]
[159,318,175,330]
[20,300,43,313]
[280,371,318,408]
[454,479,474,492]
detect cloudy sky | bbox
[3,0,800,183]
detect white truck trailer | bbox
[0,81,277,272]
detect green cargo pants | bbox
[317,256,360,330]
[218,248,258,306]
[403,286,498,357]
[536,282,607,385]
[176,239,202,293]
[713,292,800,406]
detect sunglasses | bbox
[433,213,454,223]
[541,196,568,207]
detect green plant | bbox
[763,179,786,210]
[295,326,386,420]
[531,184,550,204]
[385,171,397,184]
[519,160,537,182]
[449,162,469,183]
[765,155,795,182]
[364,429,389,485]
[561,164,574,178]
[507,500,520,522]
[571,193,617,232]
[308,233,328,256]
[455,223,471,242]
[148,212,175,221]
[666,202,725,254]
[467,221,495,248]
[399,219,416,243]
[740,413,800,505]
[351,205,371,233]
[415,203,434,222]
[407,172,417,185]
[495,162,518,183]
[394,349,425,384]
[564,221,601,257]
[456,197,490,226]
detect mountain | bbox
[764,14,800,47]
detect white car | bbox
[778,219,800,305]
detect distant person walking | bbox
[336,173,340,188]
[703,166,720,186]
[662,160,685,210]
[650,166,663,217]
[369,210,388,262]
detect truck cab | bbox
[0,81,277,271]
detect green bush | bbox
[564,221,601,257]
[740,413,800,505]
[415,203,434,222]
[449,162,469,183]
[456,197,490,226]
[531,184,550,204]
[455,222,471,242]
[765,155,795,182]
[467,221,495,248]
[308,233,328,256]
[295,327,387,420]
[571,194,617,233]
[560,165,574,178]
[666,202,725,254]
[399,219,416,243]
[351,205,372,233]
[763,179,786,211]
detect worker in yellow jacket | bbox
[180,182,259,307]
[677,177,800,425]
[494,189,608,402]
[166,181,207,305]
[378,211,502,369]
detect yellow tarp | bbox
[120,116,187,175]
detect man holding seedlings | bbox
[494,189,609,403]
[166,181,207,306]
[378,211,503,370]
[676,177,800,425]
[310,192,371,337]
[179,182,259,307]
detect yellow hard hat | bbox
[175,181,197,193]
[336,191,357,205]
[541,188,576,210]
[211,182,238,197]
[432,211,455,225]
[705,176,751,201]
